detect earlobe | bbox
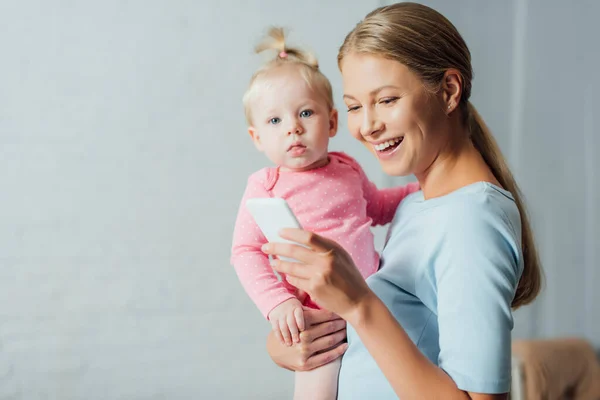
[329,109,339,138]
[248,127,263,151]
[443,69,463,112]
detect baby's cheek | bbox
[265,144,287,165]
[347,121,362,141]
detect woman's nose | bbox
[360,110,383,137]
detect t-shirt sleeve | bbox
[434,203,522,394]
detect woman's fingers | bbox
[279,228,335,253]
[302,308,342,325]
[300,339,348,371]
[310,327,347,354]
[261,241,311,262]
[300,318,346,344]
[270,258,312,280]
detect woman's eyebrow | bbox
[343,85,402,101]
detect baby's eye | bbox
[269,117,281,125]
[300,109,313,118]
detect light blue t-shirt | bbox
[338,182,523,399]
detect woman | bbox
[262,3,542,399]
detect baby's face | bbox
[248,68,337,171]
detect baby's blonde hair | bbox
[243,27,334,126]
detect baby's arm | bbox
[230,174,297,319]
[345,158,419,225]
[331,152,419,225]
[362,178,420,225]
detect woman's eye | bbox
[300,109,313,118]
[380,97,399,105]
[346,106,361,113]
[269,117,281,125]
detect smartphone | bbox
[246,197,303,262]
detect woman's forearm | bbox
[346,292,470,400]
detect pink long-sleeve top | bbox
[230,152,420,318]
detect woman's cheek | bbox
[385,105,406,129]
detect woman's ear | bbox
[248,127,263,151]
[442,69,463,114]
[328,108,339,138]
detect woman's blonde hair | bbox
[243,27,334,125]
[338,2,542,308]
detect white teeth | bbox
[374,137,402,151]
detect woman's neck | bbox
[416,136,499,200]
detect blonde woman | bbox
[263,3,542,399]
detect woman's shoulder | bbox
[389,182,522,262]
[424,183,523,273]
[400,182,520,229]
[440,182,521,236]
[410,183,524,291]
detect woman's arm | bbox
[348,293,507,400]
[266,307,348,372]
[263,228,512,400]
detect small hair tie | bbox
[279,51,288,58]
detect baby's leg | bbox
[293,358,341,400]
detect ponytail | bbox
[467,102,542,308]
[254,27,319,68]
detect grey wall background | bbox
[0,0,597,399]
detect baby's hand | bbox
[268,298,305,346]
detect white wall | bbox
[1,1,598,399]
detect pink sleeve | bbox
[362,180,421,225]
[230,173,296,319]
[330,152,420,226]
